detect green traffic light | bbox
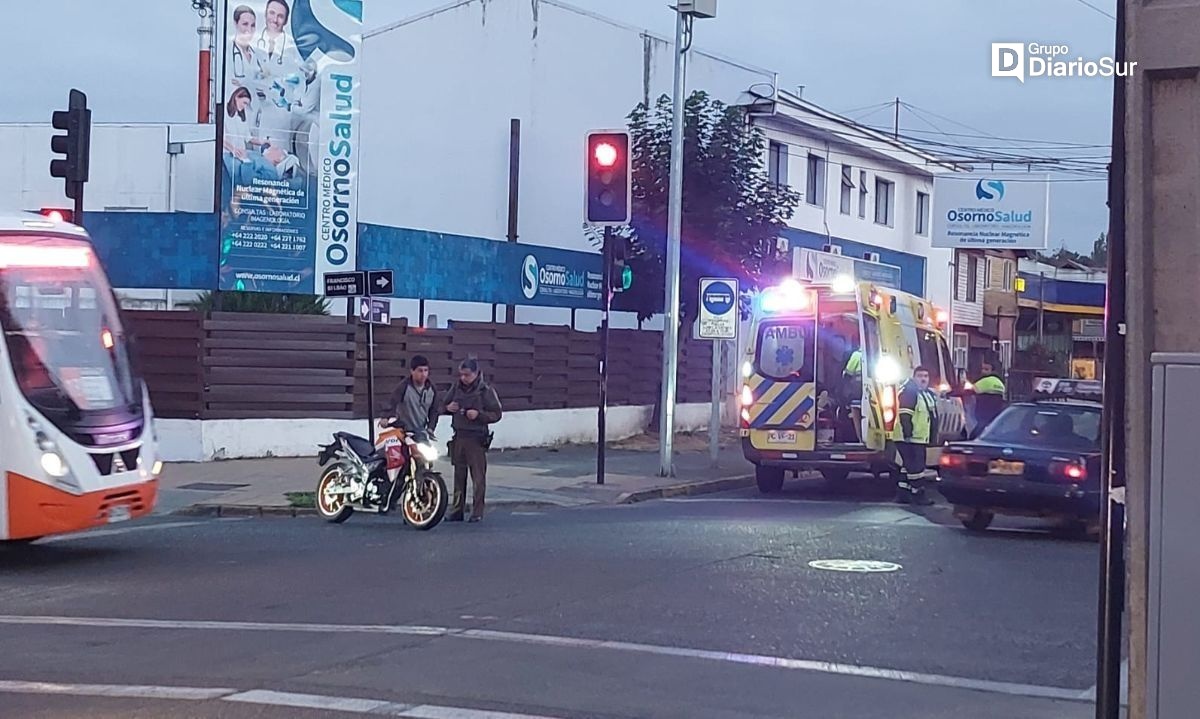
[621,265,633,290]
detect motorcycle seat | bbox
[335,432,378,459]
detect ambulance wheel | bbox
[756,466,785,494]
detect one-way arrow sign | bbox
[367,269,394,296]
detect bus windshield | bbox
[0,237,140,422]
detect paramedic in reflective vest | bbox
[841,347,864,441]
[970,361,1007,438]
[892,366,939,505]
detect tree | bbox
[1091,231,1108,266]
[185,291,330,315]
[609,91,801,323]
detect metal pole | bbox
[1095,1,1127,715]
[709,339,720,467]
[1038,271,1045,344]
[893,97,900,140]
[367,319,376,444]
[505,118,521,325]
[72,182,84,225]
[658,9,690,477]
[598,228,612,485]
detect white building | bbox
[0,0,959,319]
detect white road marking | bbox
[0,680,565,718]
[41,521,215,544]
[225,689,405,713]
[0,679,233,700]
[0,614,1090,703]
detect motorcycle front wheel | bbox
[316,466,354,523]
[401,471,448,530]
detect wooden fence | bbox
[124,311,715,420]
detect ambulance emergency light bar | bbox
[759,279,815,314]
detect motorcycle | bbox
[315,420,448,530]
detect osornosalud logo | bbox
[975,179,1005,201]
[992,42,1137,82]
[521,254,539,299]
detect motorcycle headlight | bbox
[416,443,439,462]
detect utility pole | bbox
[1122,0,1200,717]
[659,0,716,477]
[192,0,215,123]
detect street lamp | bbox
[659,0,718,477]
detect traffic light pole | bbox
[598,227,613,486]
[658,9,692,478]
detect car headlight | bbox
[416,443,439,462]
[41,450,68,478]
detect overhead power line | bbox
[1070,0,1116,21]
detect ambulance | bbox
[740,277,967,493]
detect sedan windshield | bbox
[979,404,1100,451]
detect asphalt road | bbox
[0,482,1103,718]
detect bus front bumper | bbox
[5,472,158,541]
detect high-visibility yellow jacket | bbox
[891,380,937,444]
[843,349,863,377]
[975,374,1006,396]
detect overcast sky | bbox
[1,0,1116,252]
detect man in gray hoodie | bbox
[442,358,503,522]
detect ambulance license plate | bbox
[767,430,797,445]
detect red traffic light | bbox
[593,142,619,168]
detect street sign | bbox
[698,278,738,340]
[367,269,394,296]
[358,297,391,325]
[324,271,366,298]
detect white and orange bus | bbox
[0,211,160,544]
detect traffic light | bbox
[586,131,631,225]
[39,207,74,224]
[50,89,91,199]
[605,235,632,293]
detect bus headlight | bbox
[40,450,68,478]
[416,443,439,462]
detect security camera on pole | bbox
[659,0,717,477]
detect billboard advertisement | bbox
[793,248,902,289]
[217,0,363,293]
[931,175,1050,250]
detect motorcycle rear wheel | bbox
[401,472,448,530]
[317,466,354,523]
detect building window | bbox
[967,254,979,303]
[839,165,854,215]
[874,177,895,226]
[1003,260,1015,291]
[998,340,1013,370]
[916,191,930,236]
[953,332,969,371]
[768,141,788,188]
[806,153,826,206]
[858,170,868,218]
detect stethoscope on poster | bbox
[257,29,288,67]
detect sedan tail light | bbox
[940,453,967,471]
[1050,460,1088,481]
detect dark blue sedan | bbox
[936,399,1102,537]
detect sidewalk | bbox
[159,431,756,516]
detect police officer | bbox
[970,361,1007,438]
[892,365,939,505]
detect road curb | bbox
[172,499,572,518]
[616,475,755,504]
